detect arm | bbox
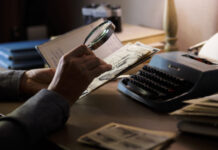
[0,70,24,100]
[0,45,111,148]
[0,89,69,148]
[0,68,55,100]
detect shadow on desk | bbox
[50,80,178,149]
[1,79,218,149]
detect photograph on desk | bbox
[78,122,176,150]
[37,19,160,98]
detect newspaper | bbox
[81,42,159,97]
[78,123,176,150]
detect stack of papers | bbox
[78,122,176,150]
[171,94,218,136]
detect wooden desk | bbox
[1,67,218,149]
[48,80,218,150]
[116,24,165,45]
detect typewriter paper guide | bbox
[37,19,123,68]
[198,33,218,63]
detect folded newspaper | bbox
[78,122,176,150]
[82,42,159,97]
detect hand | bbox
[48,45,112,105]
[20,68,56,96]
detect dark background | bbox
[0,0,85,43]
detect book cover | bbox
[0,56,44,70]
[0,50,42,61]
[0,39,48,58]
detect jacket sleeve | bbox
[0,89,70,148]
[0,70,25,100]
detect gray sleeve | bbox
[0,89,70,147]
[0,70,25,99]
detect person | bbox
[0,45,112,149]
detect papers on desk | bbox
[78,122,176,150]
[82,42,159,97]
[171,93,218,137]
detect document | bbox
[171,94,218,118]
[198,33,218,64]
[171,94,218,137]
[78,122,176,150]
[82,42,158,97]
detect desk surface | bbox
[1,68,218,150]
[48,80,218,150]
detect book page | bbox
[198,33,218,63]
[37,19,123,68]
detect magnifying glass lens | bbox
[84,20,115,50]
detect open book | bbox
[37,20,159,97]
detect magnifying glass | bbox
[84,20,115,50]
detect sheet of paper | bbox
[171,93,218,118]
[78,123,176,150]
[37,19,123,68]
[185,94,218,108]
[81,42,159,97]
[198,33,218,63]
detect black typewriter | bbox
[118,51,218,112]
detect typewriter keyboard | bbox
[118,65,194,111]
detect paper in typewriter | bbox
[198,33,218,64]
[77,122,176,150]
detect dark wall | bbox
[0,0,85,43]
[0,0,25,42]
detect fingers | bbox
[82,55,101,70]
[89,64,112,79]
[61,44,112,82]
[65,45,93,58]
[80,55,112,72]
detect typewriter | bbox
[118,51,218,112]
